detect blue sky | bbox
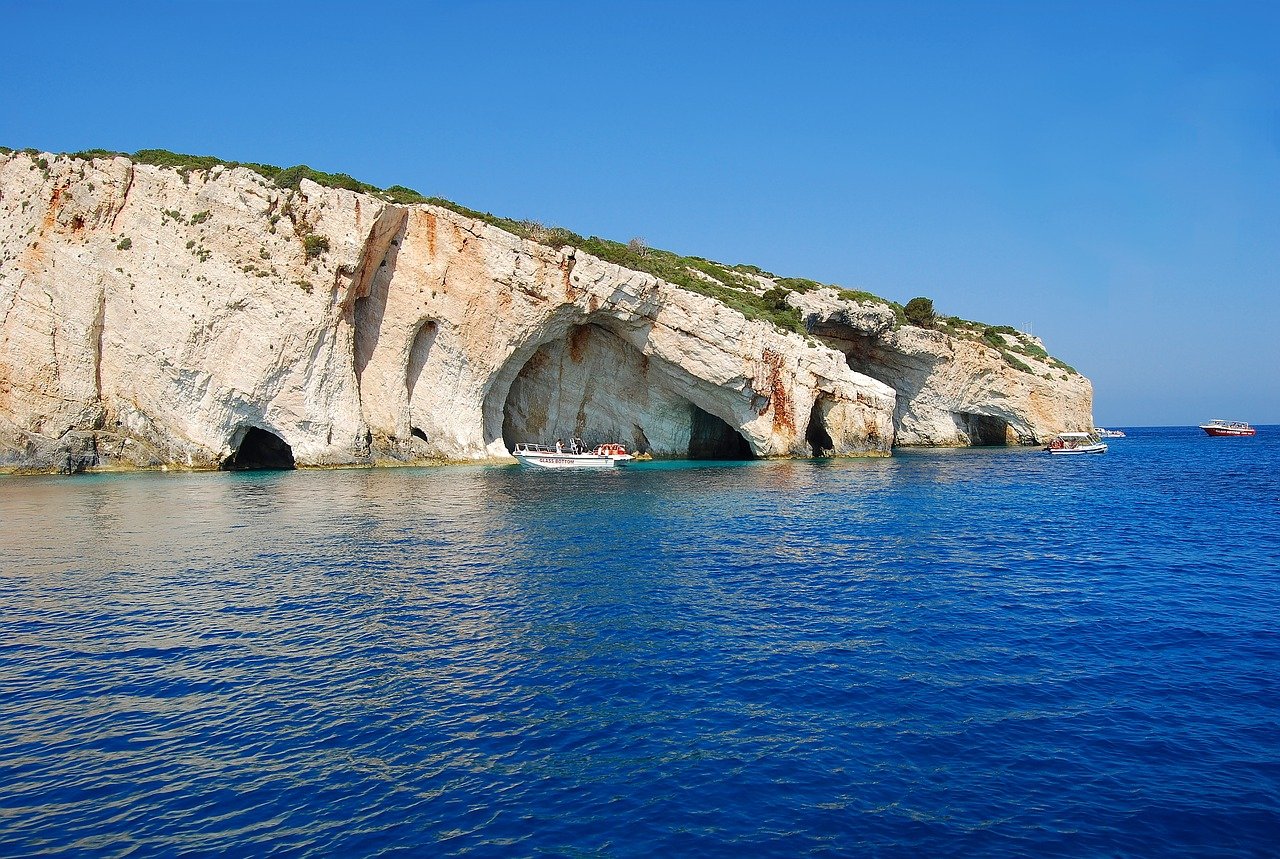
[3,0,1277,425]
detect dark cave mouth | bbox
[221,427,296,471]
[806,400,835,457]
[954,412,1011,446]
[687,405,755,460]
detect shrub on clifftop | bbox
[904,297,936,328]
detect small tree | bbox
[904,296,936,328]
[761,285,792,313]
[627,236,649,257]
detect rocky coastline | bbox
[0,150,1093,473]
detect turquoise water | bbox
[2,427,1278,856]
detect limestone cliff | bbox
[0,150,1090,472]
[789,289,1094,445]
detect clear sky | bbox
[3,0,1277,425]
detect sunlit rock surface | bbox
[789,288,1094,446]
[0,151,1089,472]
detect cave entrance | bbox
[221,427,296,471]
[406,320,438,402]
[954,412,1010,446]
[806,400,835,457]
[497,323,758,459]
[688,405,754,460]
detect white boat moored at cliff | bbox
[513,442,634,469]
[1046,432,1107,454]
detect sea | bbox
[2,426,1278,857]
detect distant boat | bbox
[1199,420,1256,437]
[1095,428,1126,438]
[1046,432,1107,455]
[513,441,634,469]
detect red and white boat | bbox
[1199,420,1256,437]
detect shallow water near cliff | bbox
[2,427,1278,856]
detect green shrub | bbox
[190,210,211,225]
[271,165,308,191]
[1049,357,1078,375]
[116,237,132,250]
[70,148,124,161]
[774,277,823,293]
[273,164,380,194]
[133,149,223,172]
[1002,352,1032,373]
[384,185,428,204]
[904,297,936,328]
[836,287,894,307]
[761,285,792,311]
[238,161,285,180]
[303,234,330,259]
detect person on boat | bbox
[555,438,563,453]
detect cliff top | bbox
[1,145,1074,378]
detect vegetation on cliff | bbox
[4,146,1074,373]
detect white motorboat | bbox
[512,442,634,469]
[1046,432,1107,455]
[1095,428,1126,438]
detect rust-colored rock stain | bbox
[759,349,794,433]
[568,325,591,363]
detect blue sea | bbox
[2,427,1278,857]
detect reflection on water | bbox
[2,430,1279,857]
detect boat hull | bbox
[1048,443,1108,455]
[514,452,630,469]
[1201,427,1255,437]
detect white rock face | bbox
[790,288,1094,445]
[1,151,909,471]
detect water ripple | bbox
[2,429,1279,856]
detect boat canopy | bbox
[1057,432,1094,439]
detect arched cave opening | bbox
[688,405,755,460]
[502,323,668,455]
[806,400,835,457]
[842,335,895,390]
[221,427,296,471]
[498,323,758,459]
[406,320,438,402]
[954,412,1010,446]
